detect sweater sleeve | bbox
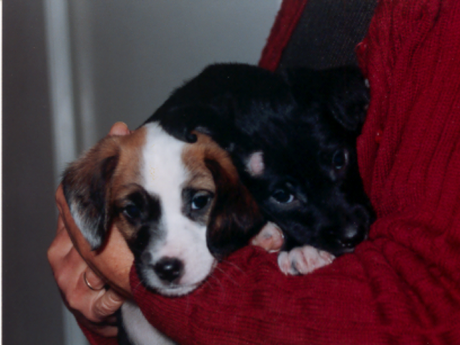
[130,0,460,344]
[78,322,119,345]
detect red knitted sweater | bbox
[83,0,460,343]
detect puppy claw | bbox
[277,246,335,276]
[251,222,284,252]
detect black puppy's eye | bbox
[332,149,349,170]
[272,189,295,204]
[191,192,212,210]
[123,204,141,220]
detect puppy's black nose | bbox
[338,226,365,249]
[154,257,184,283]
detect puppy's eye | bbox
[332,149,349,170]
[123,204,141,220]
[272,189,295,204]
[191,192,212,210]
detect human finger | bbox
[108,121,131,136]
[83,267,106,292]
[92,288,125,322]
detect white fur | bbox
[120,123,217,344]
[121,301,174,345]
[138,122,215,295]
[70,200,101,249]
[246,151,265,176]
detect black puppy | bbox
[149,63,374,274]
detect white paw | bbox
[277,245,335,275]
[251,222,284,252]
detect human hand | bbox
[48,122,134,336]
[48,215,125,337]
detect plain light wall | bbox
[3,1,279,344]
[67,0,280,150]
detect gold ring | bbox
[83,271,104,291]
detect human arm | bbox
[47,214,124,338]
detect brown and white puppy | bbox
[62,121,264,344]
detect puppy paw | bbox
[251,222,284,253]
[277,246,335,275]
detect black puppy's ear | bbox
[62,138,120,250]
[205,159,265,260]
[324,66,370,132]
[287,66,370,133]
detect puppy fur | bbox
[149,63,375,274]
[62,122,264,344]
[63,122,263,294]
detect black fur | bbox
[148,63,374,256]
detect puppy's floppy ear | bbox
[205,158,265,260]
[287,66,370,133]
[323,66,370,133]
[62,138,120,250]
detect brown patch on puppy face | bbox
[182,132,265,259]
[110,127,147,189]
[182,133,239,186]
[180,134,223,227]
[107,127,148,241]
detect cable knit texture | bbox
[83,0,460,343]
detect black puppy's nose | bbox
[338,226,365,248]
[154,257,184,283]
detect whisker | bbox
[213,265,241,288]
[132,279,144,292]
[221,259,246,275]
[205,272,224,290]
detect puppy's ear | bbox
[323,66,370,133]
[205,158,265,260]
[287,66,370,133]
[62,138,120,250]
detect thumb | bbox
[92,289,126,322]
